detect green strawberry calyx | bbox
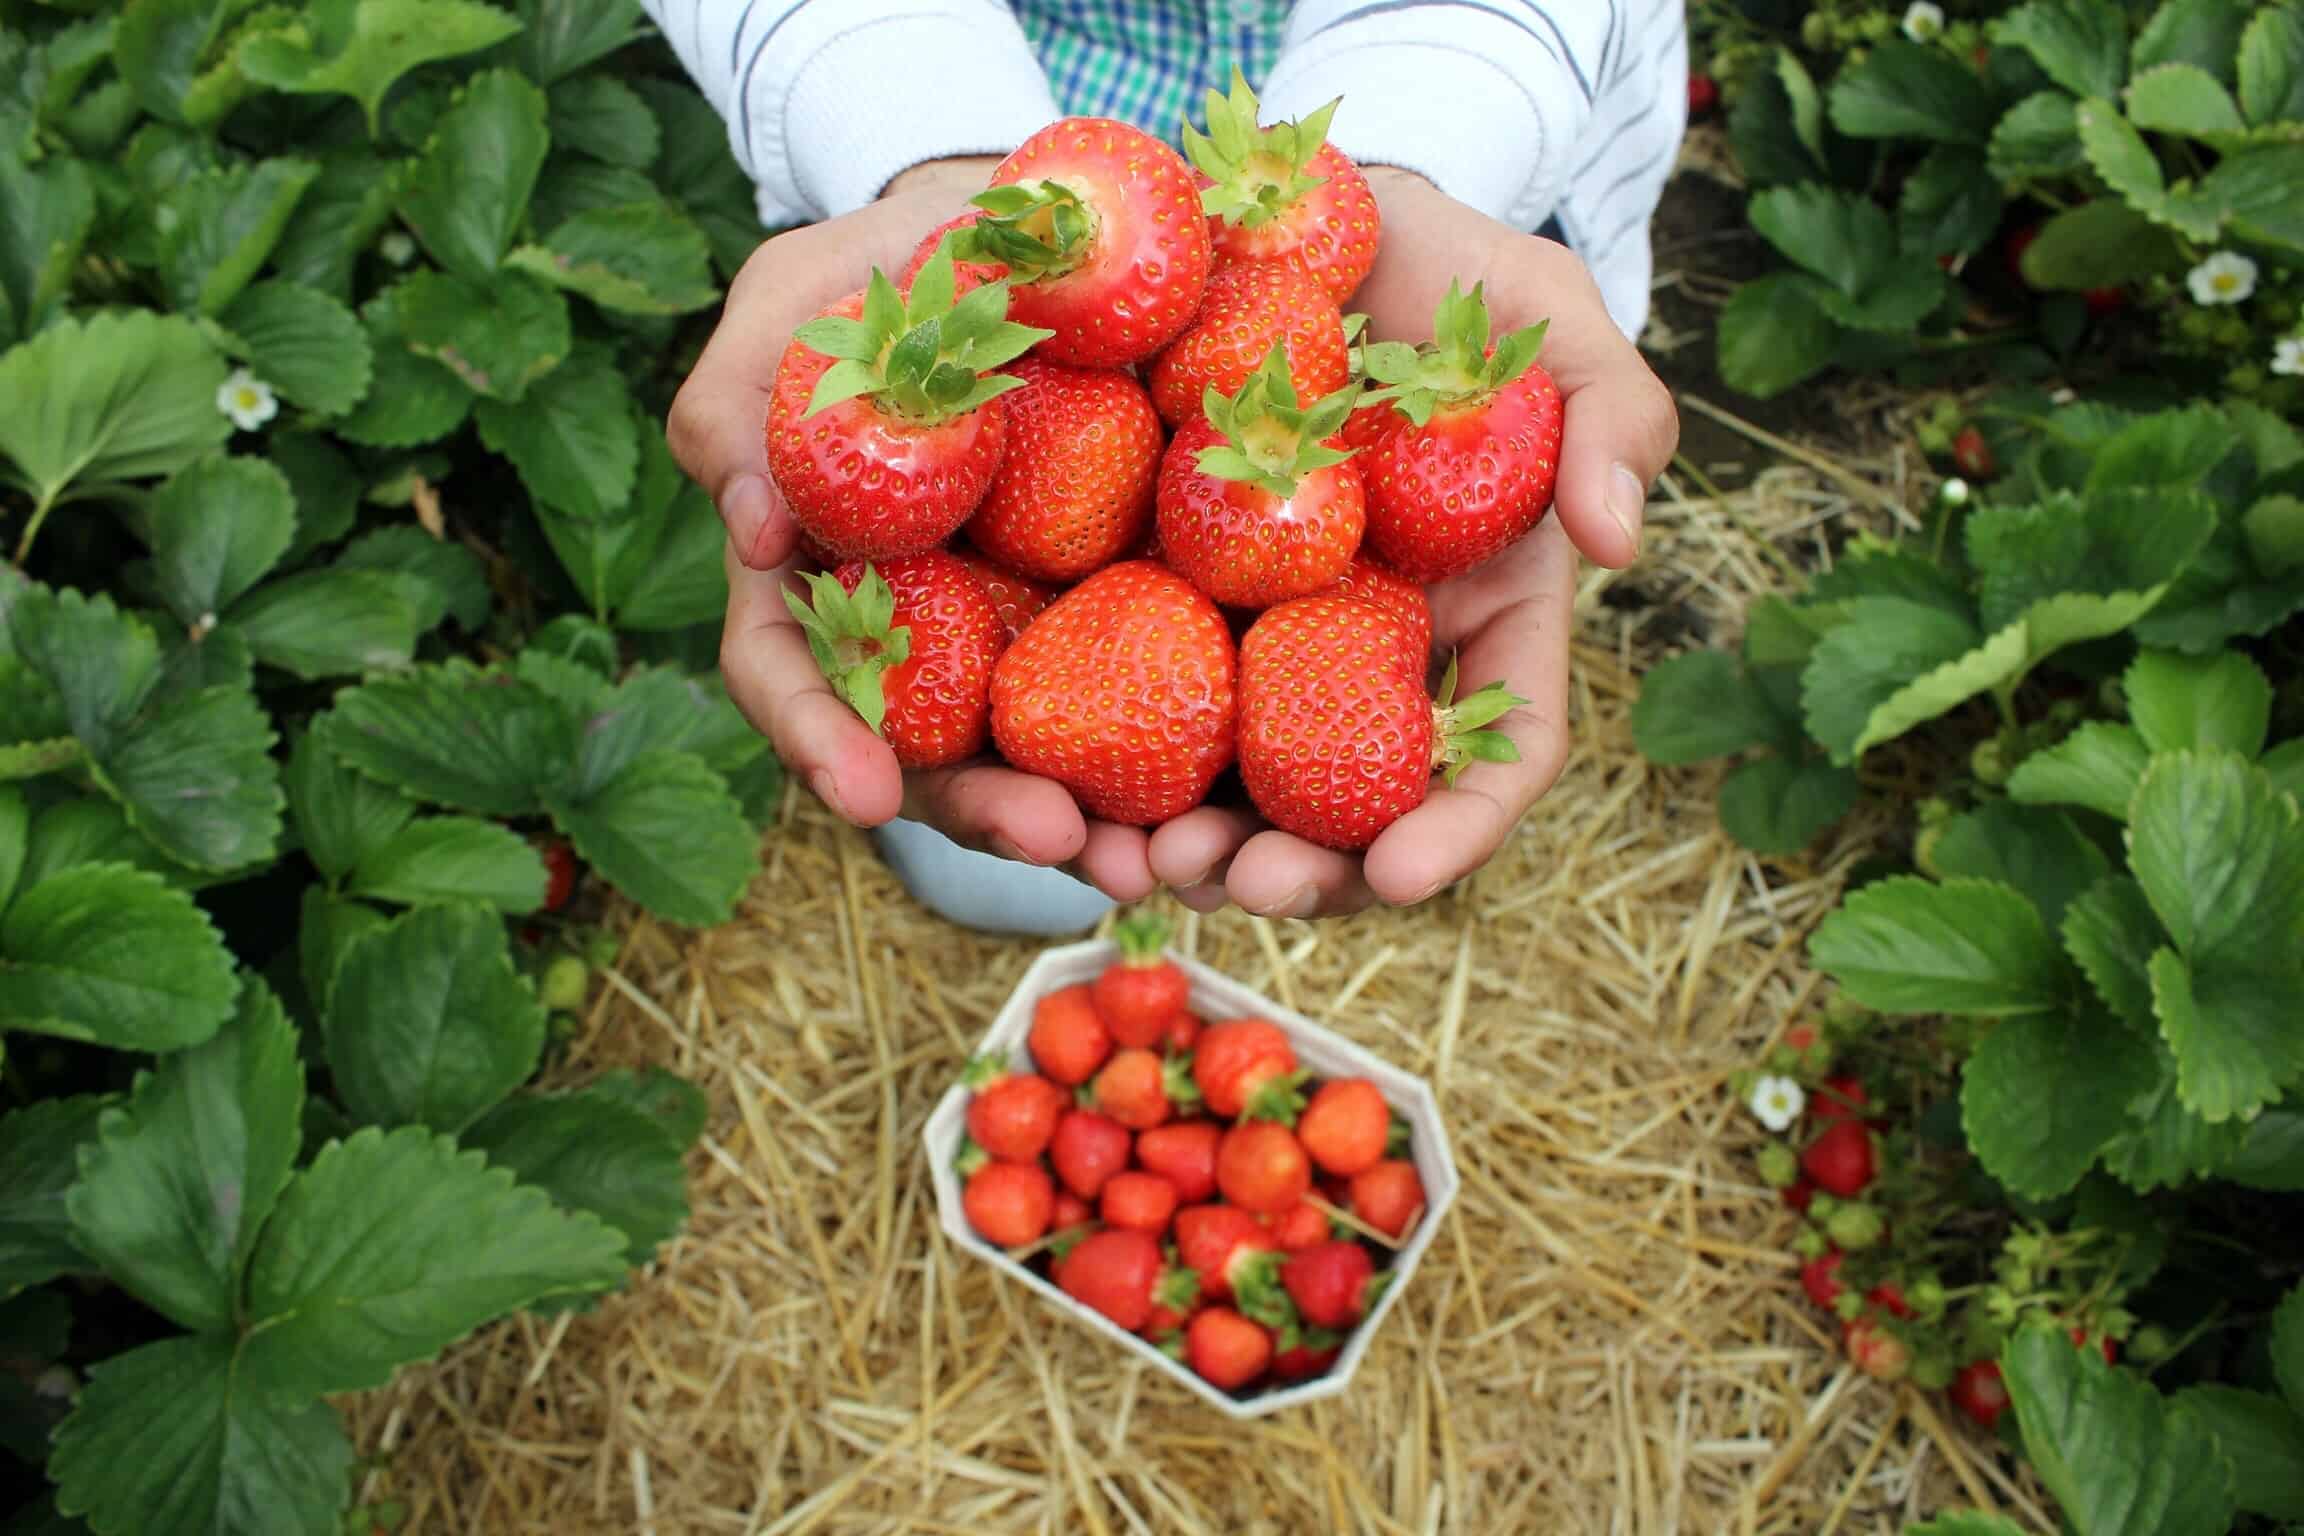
[1183,67,1337,230]
[1194,344,1362,499]
[782,565,911,735]
[790,251,1051,424]
[959,181,1098,279]
[1360,280,1549,427]
[1110,910,1172,964]
[1430,654,1526,786]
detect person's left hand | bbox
[1145,167,1679,918]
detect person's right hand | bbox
[671,156,1160,903]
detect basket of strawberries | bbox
[922,914,1459,1416]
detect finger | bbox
[720,552,905,827]
[1147,806,1262,906]
[1074,821,1159,903]
[900,761,1090,868]
[1363,526,1577,904]
[1223,830,1376,920]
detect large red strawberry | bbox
[1092,911,1191,1048]
[784,553,1004,768]
[1182,1307,1274,1389]
[1354,280,1563,583]
[1238,600,1524,849]
[1173,1204,1281,1302]
[1183,69,1380,305]
[765,254,1050,560]
[1145,258,1350,427]
[1056,1227,1197,1331]
[1315,555,1430,674]
[1156,346,1366,608]
[1279,1240,1385,1329]
[950,550,1055,643]
[960,1054,1067,1162]
[956,118,1213,366]
[1191,1018,1300,1119]
[900,210,1008,293]
[964,357,1161,582]
[989,561,1237,824]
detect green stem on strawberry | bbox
[790,252,1051,424]
[958,181,1098,278]
[1430,654,1528,785]
[952,1136,990,1178]
[1194,344,1363,498]
[1161,1054,1204,1113]
[1238,1067,1309,1125]
[783,566,911,735]
[1360,280,1550,427]
[1232,1254,1299,1331]
[1111,911,1172,963]
[1182,67,1337,229]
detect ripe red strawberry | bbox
[1869,1283,1916,1321]
[1354,280,1564,583]
[962,1160,1054,1247]
[2004,223,2042,282]
[1156,347,1366,607]
[1144,1294,1198,1340]
[964,358,1162,581]
[1349,1159,1424,1240]
[1687,72,1720,118]
[1192,1019,1300,1119]
[1183,1306,1274,1389]
[1093,913,1191,1048]
[1815,1075,1870,1125]
[1173,1204,1281,1301]
[1845,1316,1910,1381]
[1183,70,1379,305]
[1280,1240,1385,1329]
[1218,1120,1313,1213]
[1295,1078,1390,1177]
[1782,1176,1817,1213]
[536,839,577,911]
[1091,1046,1199,1130]
[900,210,1008,293]
[1056,1227,1195,1331]
[1145,258,1349,428]
[1315,555,1430,674]
[1270,1325,1344,1381]
[957,118,1213,366]
[1163,1010,1203,1054]
[1051,1190,1093,1231]
[1049,1109,1132,1200]
[766,255,1049,560]
[950,550,1056,643]
[1802,1119,1877,1198]
[1801,1250,1846,1311]
[2082,285,2126,316]
[1100,1169,1180,1233]
[988,561,1237,824]
[1028,984,1112,1085]
[1265,1199,1331,1251]
[1135,1120,1222,1204]
[1951,1359,2010,1429]
[2070,1326,2119,1363]
[1951,426,1996,480]
[961,1055,1067,1162]
[786,554,1004,768]
[1239,603,1526,850]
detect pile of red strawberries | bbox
[769,75,1561,850]
[953,915,1428,1393]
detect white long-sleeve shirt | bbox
[638,0,1684,338]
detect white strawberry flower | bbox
[1748,1074,1806,1132]
[1902,2,1946,41]
[2274,336,2304,377]
[217,367,279,432]
[1940,477,1971,506]
[380,231,417,266]
[2187,251,2258,306]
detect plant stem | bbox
[12,490,59,567]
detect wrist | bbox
[881,155,1006,203]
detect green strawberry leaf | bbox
[395,68,549,284]
[538,429,726,631]
[90,681,283,873]
[573,667,765,797]
[2131,0,2250,81]
[1716,753,1859,855]
[160,158,320,318]
[2008,723,2150,822]
[2129,749,2304,965]
[2239,4,2304,124]
[2131,520,2304,654]
[337,525,490,633]
[632,77,759,279]
[547,76,659,166]
[587,1067,709,1147]
[49,1333,355,1536]
[2062,876,2163,1031]
[2202,144,2304,258]
[2264,739,2304,804]
[2172,1385,2304,1519]
[2227,1112,2304,1191]
[499,0,644,84]
[216,280,372,417]
[2151,948,2304,1122]
[2100,1038,2253,1192]
[464,1086,690,1265]
[1929,801,2109,929]
[2125,63,2247,138]
[285,730,416,883]
[1810,876,2073,1015]
[2018,200,2186,290]
[1828,38,1998,144]
[298,890,386,1018]
[65,978,302,1333]
[1715,274,1840,399]
[145,454,296,626]
[1898,146,2005,258]
[1799,597,1982,761]
[229,568,424,680]
[1963,1003,2157,1198]
[2084,406,2243,493]
[0,153,95,337]
[333,289,474,449]
[1966,488,2217,634]
[506,202,719,314]
[2125,649,2271,757]
[1993,0,2129,99]
[322,903,545,1132]
[0,311,231,519]
[1987,92,2086,182]
[473,347,638,518]
[314,660,576,818]
[270,149,401,302]
[1748,185,1894,298]
[349,816,547,913]
[0,1096,111,1296]
[0,862,239,1051]
[1632,650,1785,763]
[544,751,758,927]
[392,268,571,404]
[1905,1517,2030,1536]
[238,0,524,132]
[240,1125,628,1396]
[2274,1282,2304,1411]
[0,787,22,907]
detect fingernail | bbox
[988,835,1034,865]
[806,769,846,819]
[721,475,774,568]
[1174,863,1215,891]
[1402,879,1445,906]
[1607,462,1647,561]
[1260,885,1317,920]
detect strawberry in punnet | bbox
[1050,1190,1093,1231]
[961,1160,1054,1247]
[961,1055,1068,1162]
[1801,1118,1877,1197]
[1349,1158,1425,1240]
[1155,346,1366,607]
[964,357,1163,581]
[1270,1324,1345,1381]
[1092,912,1192,1048]
[989,561,1237,824]
[1951,1360,2010,1429]
[1050,1109,1132,1200]
[1182,69,1380,305]
[1163,1010,1204,1054]
[1280,1240,1388,1329]
[785,554,1004,768]
[1353,280,1564,583]
[954,118,1214,366]
[1100,1170,1180,1233]
[1174,1204,1282,1302]
[1136,1119,1222,1204]
[950,549,1055,643]
[1315,554,1431,673]
[1091,1046,1199,1130]
[1145,258,1350,427]
[1217,1120,1313,1213]
[1056,1227,1197,1331]
[1266,1200,1332,1251]
[1028,984,1112,1085]
[1192,1018,1301,1120]
[765,253,1051,560]
[1183,1306,1275,1390]
[1239,603,1525,850]
[1295,1078,1391,1177]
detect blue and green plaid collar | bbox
[1013,0,1297,143]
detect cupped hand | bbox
[1146,167,1680,919]
[674,157,1160,903]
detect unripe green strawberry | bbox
[1826,1201,1886,1251]
[540,955,588,1011]
[1757,1143,1800,1188]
